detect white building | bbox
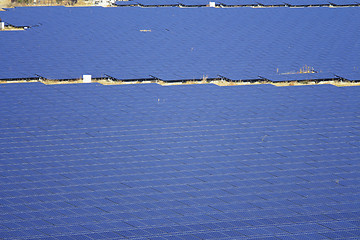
[94,0,115,6]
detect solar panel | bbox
[115,0,139,6]
[219,0,258,6]
[137,0,180,6]
[0,7,44,26]
[335,71,360,81]
[218,68,263,81]
[0,72,38,81]
[259,0,287,6]
[153,71,219,82]
[284,0,330,5]
[105,72,155,81]
[178,0,214,6]
[1,7,360,83]
[328,0,360,5]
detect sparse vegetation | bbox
[0,25,26,31]
[298,65,316,73]
[281,65,317,75]
[3,0,93,7]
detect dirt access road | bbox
[0,0,95,8]
[0,0,10,8]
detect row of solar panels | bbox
[115,0,360,7]
[1,72,360,82]
[0,83,359,240]
[1,7,360,82]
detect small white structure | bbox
[83,75,92,83]
[209,2,216,7]
[0,22,4,30]
[94,0,114,6]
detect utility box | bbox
[83,75,92,83]
[0,22,4,30]
[209,2,216,7]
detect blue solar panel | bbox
[1,83,359,239]
[285,0,330,5]
[219,0,258,5]
[0,7,43,26]
[104,71,156,81]
[219,70,262,81]
[115,0,139,5]
[0,72,37,80]
[259,0,286,6]
[179,0,213,6]
[1,7,360,81]
[137,0,180,5]
[328,0,360,5]
[335,71,360,81]
[154,71,219,81]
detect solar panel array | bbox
[0,83,359,239]
[1,7,360,82]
